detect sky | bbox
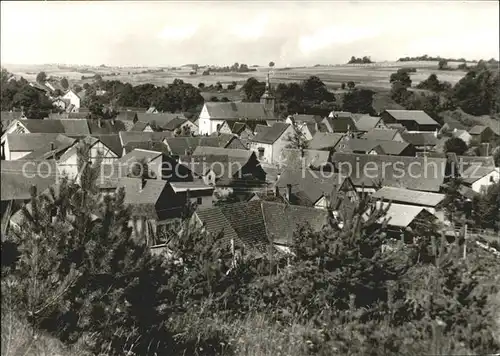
[1,1,498,67]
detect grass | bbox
[3,61,468,92]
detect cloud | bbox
[158,25,199,41]
[298,25,382,54]
[230,14,270,40]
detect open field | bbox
[4,61,469,92]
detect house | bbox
[117,177,187,245]
[164,134,246,156]
[2,133,76,161]
[371,186,445,220]
[373,201,439,240]
[162,116,198,134]
[308,132,346,151]
[119,131,173,148]
[116,111,139,122]
[353,115,386,132]
[285,114,323,126]
[63,89,86,111]
[321,115,357,133]
[136,113,191,131]
[451,129,473,145]
[455,155,496,172]
[129,121,154,132]
[275,168,357,209]
[169,181,215,210]
[218,121,256,144]
[1,160,58,233]
[57,135,121,179]
[198,102,277,135]
[1,119,90,137]
[461,165,499,193]
[468,125,496,143]
[336,139,415,156]
[1,111,26,134]
[400,131,439,151]
[331,152,447,193]
[248,122,293,164]
[52,98,72,111]
[363,128,404,142]
[87,118,128,135]
[192,200,329,253]
[122,141,171,156]
[380,110,440,132]
[182,146,266,189]
[279,148,332,171]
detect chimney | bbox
[286,184,291,202]
[140,176,146,192]
[98,118,102,128]
[434,128,438,138]
[50,142,55,151]
[274,185,279,197]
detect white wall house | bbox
[198,104,225,135]
[469,168,500,194]
[63,90,81,111]
[249,124,294,165]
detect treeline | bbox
[2,155,499,355]
[85,78,204,114]
[1,68,54,119]
[390,62,499,118]
[398,55,477,62]
[242,76,376,116]
[347,56,374,64]
[204,63,257,74]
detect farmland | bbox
[3,61,469,92]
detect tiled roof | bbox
[117,177,170,219]
[261,201,329,245]
[468,125,490,135]
[337,139,411,156]
[123,141,170,155]
[353,115,382,132]
[116,111,138,121]
[119,131,173,146]
[461,166,498,184]
[289,114,323,124]
[280,148,331,169]
[136,113,186,128]
[59,119,91,135]
[6,133,74,152]
[195,207,240,247]
[164,136,238,155]
[456,156,496,171]
[21,136,77,160]
[384,110,440,126]
[204,102,276,121]
[371,186,445,207]
[308,132,345,150]
[323,116,356,133]
[363,128,399,141]
[275,168,347,206]
[129,121,150,131]
[374,201,435,228]
[331,152,447,192]
[119,149,162,165]
[169,181,214,193]
[90,134,123,156]
[251,122,290,144]
[192,146,253,160]
[1,160,57,201]
[163,117,188,131]
[400,132,438,147]
[87,119,127,134]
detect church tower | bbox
[260,72,275,112]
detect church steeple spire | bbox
[260,71,275,112]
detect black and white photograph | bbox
[1,1,499,355]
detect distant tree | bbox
[474,182,500,231]
[94,74,103,81]
[198,82,205,89]
[269,61,275,68]
[342,88,375,114]
[285,118,309,151]
[73,85,82,93]
[1,67,13,84]
[202,70,210,76]
[341,82,346,90]
[220,97,230,102]
[242,77,266,102]
[227,81,237,90]
[36,71,47,84]
[347,81,356,90]
[438,59,448,70]
[210,96,219,102]
[53,89,63,98]
[215,82,223,91]
[82,83,90,90]
[60,77,69,90]
[390,68,412,88]
[444,137,468,155]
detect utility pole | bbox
[463,223,468,260]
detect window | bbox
[258,147,265,158]
[196,197,203,205]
